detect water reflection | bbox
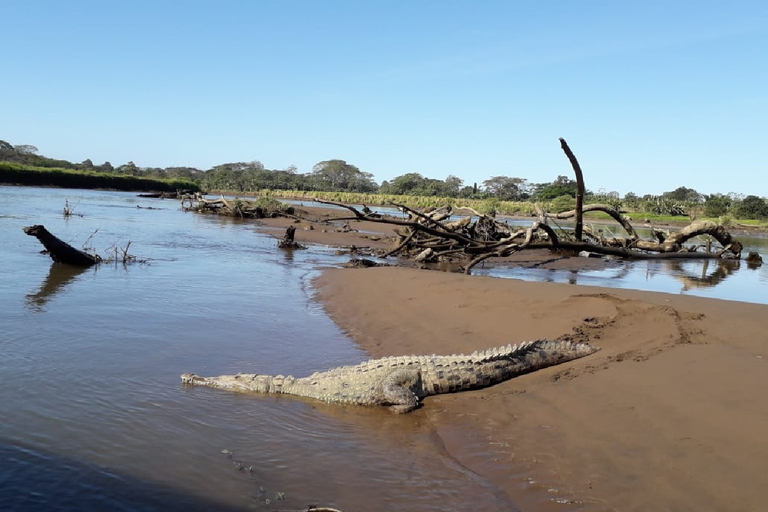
[280,247,295,262]
[666,259,740,291]
[26,263,89,312]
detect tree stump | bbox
[277,225,304,249]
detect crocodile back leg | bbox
[381,368,421,413]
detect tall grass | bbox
[267,190,766,227]
[273,189,538,216]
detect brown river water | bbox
[1,186,518,512]
[2,186,767,512]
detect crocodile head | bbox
[181,372,273,393]
[181,373,205,385]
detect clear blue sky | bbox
[2,0,767,197]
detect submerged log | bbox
[23,225,101,267]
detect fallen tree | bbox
[24,225,141,266]
[23,225,101,266]
[306,139,745,274]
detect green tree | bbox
[205,164,243,191]
[703,194,732,217]
[482,176,529,200]
[310,159,377,192]
[623,192,640,209]
[443,175,464,197]
[663,186,703,203]
[458,184,481,198]
[164,166,205,181]
[734,195,768,220]
[382,173,460,196]
[117,161,139,175]
[532,175,578,200]
[385,173,426,195]
[14,144,38,155]
[587,188,621,209]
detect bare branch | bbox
[559,138,586,241]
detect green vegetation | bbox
[2,139,767,223]
[734,195,768,220]
[0,140,202,191]
[251,192,296,217]
[272,190,531,217]
[0,161,199,193]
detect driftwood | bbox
[182,193,298,219]
[560,138,586,241]
[137,189,192,199]
[315,198,747,272]
[277,225,305,249]
[308,139,746,274]
[23,225,101,267]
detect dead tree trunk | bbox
[23,225,101,267]
[560,138,585,241]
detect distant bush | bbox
[734,195,768,220]
[704,194,732,217]
[0,161,200,192]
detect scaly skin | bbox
[181,339,598,413]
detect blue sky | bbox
[2,1,767,196]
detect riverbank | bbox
[313,266,767,511]
[255,200,768,509]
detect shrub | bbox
[734,195,768,220]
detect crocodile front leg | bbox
[381,368,422,413]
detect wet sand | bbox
[313,267,768,511]
[256,203,767,510]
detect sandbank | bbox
[314,266,768,511]
[255,201,767,510]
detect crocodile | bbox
[181,339,598,413]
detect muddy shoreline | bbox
[254,204,767,510]
[314,267,768,511]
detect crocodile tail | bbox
[511,339,599,374]
[422,339,598,395]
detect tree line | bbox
[2,140,767,220]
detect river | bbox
[1,186,766,512]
